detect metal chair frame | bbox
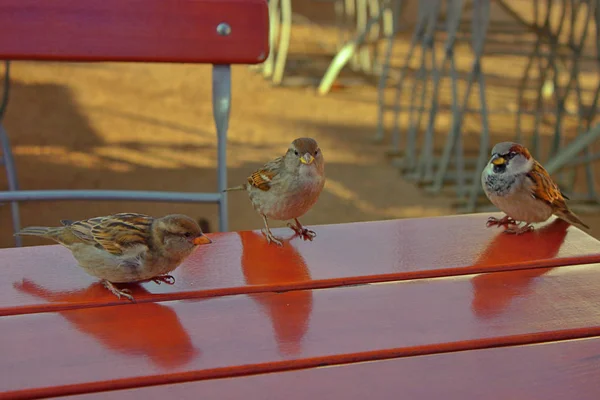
[0,61,231,247]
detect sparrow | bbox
[225,137,325,246]
[481,141,590,234]
[15,213,212,301]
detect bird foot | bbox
[103,280,135,302]
[486,215,517,228]
[261,228,283,247]
[151,275,176,285]
[287,223,317,241]
[503,224,534,235]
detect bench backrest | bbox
[0,0,269,64]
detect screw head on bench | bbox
[216,23,231,36]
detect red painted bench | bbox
[2,213,600,399]
[0,0,270,245]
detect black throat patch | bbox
[485,173,517,196]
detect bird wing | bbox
[246,157,282,191]
[527,161,568,209]
[68,213,154,256]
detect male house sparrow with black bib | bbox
[481,142,589,234]
[225,137,325,246]
[16,213,212,300]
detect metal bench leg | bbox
[0,60,21,247]
[213,64,231,233]
[0,122,21,247]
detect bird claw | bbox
[261,228,283,247]
[486,215,517,228]
[103,280,135,302]
[287,223,316,241]
[503,224,534,235]
[151,275,176,285]
[301,229,317,241]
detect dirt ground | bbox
[1,0,600,248]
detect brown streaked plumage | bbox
[224,137,325,246]
[481,141,589,234]
[248,169,277,191]
[528,160,567,206]
[16,213,212,301]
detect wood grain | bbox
[58,337,600,400]
[3,214,600,316]
[3,264,600,399]
[0,0,269,64]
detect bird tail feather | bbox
[555,209,590,230]
[15,226,63,239]
[222,184,247,192]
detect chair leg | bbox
[387,3,429,155]
[465,0,491,212]
[272,0,291,85]
[0,122,21,247]
[374,0,403,143]
[317,5,387,95]
[212,64,231,233]
[263,0,281,78]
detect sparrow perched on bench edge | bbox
[15,213,212,301]
[224,137,325,246]
[481,141,589,234]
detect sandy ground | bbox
[1,0,600,248]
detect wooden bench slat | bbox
[0,0,269,64]
[3,264,600,399]
[3,214,600,316]
[56,336,600,400]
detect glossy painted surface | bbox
[0,0,269,64]
[3,264,600,399]
[3,214,600,315]
[61,337,600,400]
[3,214,600,399]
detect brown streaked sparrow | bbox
[225,137,325,246]
[15,213,212,301]
[481,142,590,234]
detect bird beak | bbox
[192,234,212,245]
[300,153,315,165]
[491,154,506,166]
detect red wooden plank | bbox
[3,213,600,316]
[0,0,269,64]
[58,337,600,400]
[2,264,600,399]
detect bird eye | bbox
[294,150,299,156]
[314,149,319,156]
[184,232,192,238]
